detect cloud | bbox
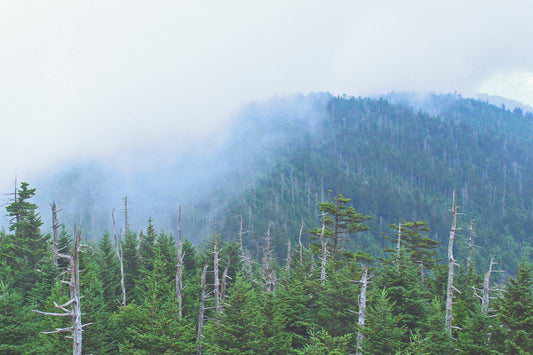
[1,0,533,193]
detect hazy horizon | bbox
[2,1,533,201]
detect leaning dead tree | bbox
[356,264,371,355]
[112,208,126,307]
[33,226,90,355]
[473,258,503,314]
[445,191,462,339]
[176,206,185,319]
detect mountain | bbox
[29,92,533,272]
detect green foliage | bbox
[361,288,406,354]
[203,275,266,354]
[493,261,533,353]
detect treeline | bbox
[1,182,533,354]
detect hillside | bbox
[29,93,533,272]
[219,94,533,272]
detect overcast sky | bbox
[1,0,533,193]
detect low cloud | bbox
[1,0,533,194]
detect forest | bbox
[2,94,533,354]
[1,181,533,354]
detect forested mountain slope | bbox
[29,93,533,272]
[219,94,533,272]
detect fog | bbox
[2,1,533,232]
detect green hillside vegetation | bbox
[1,181,533,354]
[220,94,533,272]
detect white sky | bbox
[1,0,533,193]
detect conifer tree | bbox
[494,261,533,353]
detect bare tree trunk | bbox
[356,264,369,355]
[298,218,304,264]
[122,196,130,236]
[213,218,221,314]
[176,206,184,319]
[51,201,59,267]
[112,209,126,307]
[197,264,208,355]
[286,239,291,274]
[319,213,328,283]
[263,222,276,292]
[220,266,229,311]
[33,226,90,355]
[466,220,475,273]
[238,215,244,252]
[445,191,461,339]
[396,222,402,263]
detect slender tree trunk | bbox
[396,222,402,264]
[286,239,291,274]
[197,264,208,355]
[51,201,59,267]
[298,218,304,264]
[33,226,89,355]
[482,258,496,313]
[320,213,328,283]
[213,218,221,314]
[176,206,184,319]
[466,220,475,273]
[445,191,461,338]
[70,227,83,355]
[112,209,126,307]
[356,264,369,355]
[263,222,276,292]
[220,266,229,311]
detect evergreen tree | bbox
[122,230,140,303]
[204,275,265,354]
[361,289,405,354]
[494,261,533,354]
[96,231,121,311]
[309,193,371,259]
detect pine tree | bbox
[203,275,265,354]
[494,261,533,353]
[309,193,371,260]
[361,289,405,354]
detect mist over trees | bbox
[3,93,533,353]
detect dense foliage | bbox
[1,182,533,354]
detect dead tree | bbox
[298,218,304,264]
[395,222,402,263]
[112,209,126,307]
[51,201,60,267]
[445,191,462,339]
[176,206,185,319]
[33,226,90,355]
[356,264,371,355]
[196,264,209,355]
[237,215,254,282]
[122,196,130,236]
[319,213,328,283]
[286,239,292,274]
[473,258,503,314]
[220,266,230,311]
[263,222,276,292]
[466,220,478,273]
[213,217,222,314]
